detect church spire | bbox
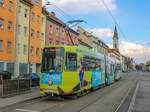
[113,26,118,39]
[113,26,119,49]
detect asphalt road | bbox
[1,72,149,112]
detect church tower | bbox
[113,26,119,50]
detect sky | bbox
[43,0,150,63]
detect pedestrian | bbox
[79,62,84,88]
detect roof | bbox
[19,0,33,7]
[47,13,79,35]
[107,48,120,55]
[42,7,49,15]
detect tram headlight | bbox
[48,80,53,86]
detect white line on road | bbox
[114,87,132,112]
[15,109,40,112]
[127,81,140,112]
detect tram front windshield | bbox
[41,47,64,72]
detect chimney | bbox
[51,12,56,16]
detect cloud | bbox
[119,41,150,63]
[90,28,114,39]
[48,0,117,14]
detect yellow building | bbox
[41,8,47,49]
[14,0,33,75]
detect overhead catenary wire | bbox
[45,1,77,45]
[100,0,127,41]
[45,0,88,28]
[45,0,74,21]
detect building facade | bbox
[0,0,16,74]
[77,27,93,49]
[41,8,47,49]
[46,12,78,46]
[14,0,33,76]
[29,0,42,74]
[145,61,150,71]
[120,54,128,72]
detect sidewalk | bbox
[0,87,42,108]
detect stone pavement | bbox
[0,87,41,108]
[132,81,150,112]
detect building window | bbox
[36,48,40,56]
[42,17,44,23]
[61,42,65,45]
[41,33,44,40]
[62,30,65,38]
[7,41,11,53]
[49,25,53,34]
[18,44,20,54]
[8,21,12,31]
[30,46,34,55]
[31,29,34,37]
[0,18,4,29]
[37,15,40,23]
[18,25,21,34]
[56,27,59,37]
[8,1,13,12]
[32,12,35,21]
[37,31,40,38]
[23,45,27,55]
[24,26,27,36]
[18,5,21,14]
[0,40,2,50]
[0,0,4,6]
[49,38,53,45]
[24,9,28,18]
[56,40,59,45]
[49,41,52,45]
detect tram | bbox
[106,56,115,85]
[40,46,119,96]
[114,62,122,81]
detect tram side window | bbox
[81,57,101,71]
[66,52,77,71]
[111,64,114,75]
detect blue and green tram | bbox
[105,57,115,85]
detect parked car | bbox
[30,73,39,87]
[18,73,39,87]
[0,71,12,80]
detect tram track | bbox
[112,72,150,112]
[42,74,137,112]
[1,72,140,112]
[77,81,130,112]
[76,73,139,112]
[42,80,126,112]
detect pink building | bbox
[45,12,78,46]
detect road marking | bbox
[127,81,140,112]
[114,86,132,112]
[15,109,40,112]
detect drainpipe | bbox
[14,0,19,78]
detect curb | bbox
[127,81,140,112]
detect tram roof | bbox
[43,45,105,60]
